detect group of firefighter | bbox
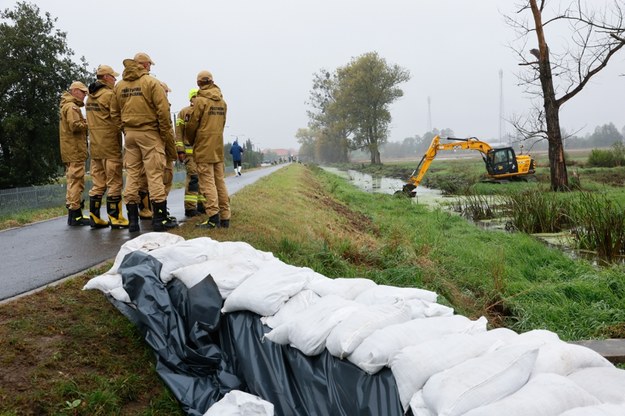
[59,52,233,232]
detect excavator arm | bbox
[402,136,492,194]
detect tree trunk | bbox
[530,0,569,191]
[369,143,381,164]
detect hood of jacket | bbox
[60,91,84,107]
[197,84,223,101]
[88,80,109,95]
[121,59,148,82]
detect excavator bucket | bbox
[395,183,416,197]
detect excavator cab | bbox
[484,148,519,176]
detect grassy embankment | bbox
[1,162,624,414]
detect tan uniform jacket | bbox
[59,92,88,163]
[110,59,173,146]
[86,81,122,159]
[176,105,194,154]
[186,84,227,164]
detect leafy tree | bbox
[335,52,410,164]
[0,2,89,188]
[305,53,409,165]
[507,0,625,191]
[295,127,316,162]
[306,70,350,163]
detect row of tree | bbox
[299,1,625,191]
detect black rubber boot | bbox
[68,208,90,226]
[89,196,110,229]
[127,203,140,233]
[196,213,220,229]
[219,219,230,228]
[197,201,206,214]
[185,209,200,217]
[152,201,178,232]
[138,191,152,220]
[106,196,129,229]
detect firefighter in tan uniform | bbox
[110,52,177,232]
[176,88,206,217]
[86,64,129,229]
[186,70,230,228]
[59,81,90,226]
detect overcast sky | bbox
[6,0,624,151]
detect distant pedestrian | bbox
[111,52,178,232]
[230,139,244,176]
[59,80,90,226]
[86,64,128,229]
[186,70,231,228]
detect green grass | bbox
[1,162,625,414]
[0,206,67,230]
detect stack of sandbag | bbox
[84,235,625,416]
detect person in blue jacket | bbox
[230,139,244,176]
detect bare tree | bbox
[507,0,625,191]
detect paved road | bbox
[0,164,286,301]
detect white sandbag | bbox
[404,298,454,319]
[203,390,274,416]
[148,237,222,283]
[391,331,508,410]
[567,367,625,404]
[263,295,363,356]
[222,261,318,317]
[462,373,600,416]
[410,390,434,416]
[83,232,185,300]
[82,273,129,302]
[348,315,488,374]
[106,232,185,275]
[531,341,614,377]
[422,345,539,416]
[325,300,412,359]
[260,290,320,329]
[559,403,625,416]
[508,329,560,346]
[171,257,264,296]
[354,284,438,305]
[306,277,377,299]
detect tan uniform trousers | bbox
[197,161,230,220]
[65,161,85,210]
[184,156,200,210]
[89,158,124,197]
[163,161,174,195]
[123,129,167,205]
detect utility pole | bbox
[427,96,432,133]
[498,69,505,143]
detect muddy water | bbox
[322,167,448,207]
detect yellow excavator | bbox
[401,135,536,196]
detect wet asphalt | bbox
[0,164,286,302]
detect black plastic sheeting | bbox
[110,251,404,416]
